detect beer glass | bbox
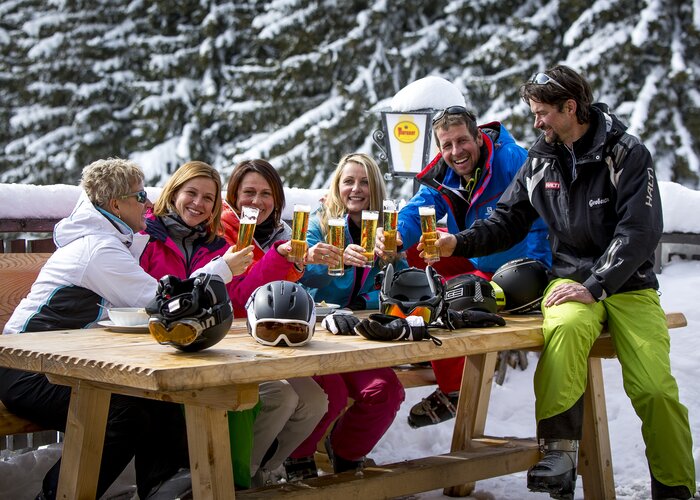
[360,210,379,268]
[327,217,346,276]
[419,205,440,264]
[382,199,398,257]
[236,206,259,250]
[288,204,311,263]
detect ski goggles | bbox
[531,72,567,91]
[432,106,477,125]
[381,302,437,324]
[149,317,204,347]
[119,190,148,203]
[249,318,313,347]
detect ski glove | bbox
[321,312,359,335]
[354,313,442,345]
[445,309,506,329]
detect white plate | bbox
[97,320,149,334]
[315,303,340,317]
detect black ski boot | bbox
[651,473,693,499]
[527,439,578,500]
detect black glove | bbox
[354,313,442,345]
[446,309,506,329]
[321,312,359,335]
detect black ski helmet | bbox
[379,264,445,323]
[245,280,316,346]
[146,273,233,352]
[491,258,550,314]
[444,273,498,313]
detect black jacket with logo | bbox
[453,103,662,300]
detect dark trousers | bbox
[0,367,189,499]
[537,395,584,440]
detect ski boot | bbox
[651,473,693,499]
[527,439,578,500]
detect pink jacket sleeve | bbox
[228,241,299,317]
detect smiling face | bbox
[172,176,218,228]
[115,180,151,232]
[436,123,483,180]
[338,161,370,217]
[530,99,577,146]
[235,172,275,224]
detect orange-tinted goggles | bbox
[149,318,202,346]
[252,320,311,347]
[381,303,433,323]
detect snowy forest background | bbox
[1,0,699,195]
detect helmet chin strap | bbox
[382,263,395,296]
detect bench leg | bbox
[579,357,616,499]
[443,352,498,497]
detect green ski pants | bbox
[534,279,695,492]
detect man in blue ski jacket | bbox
[377,105,551,428]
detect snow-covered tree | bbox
[1,0,698,190]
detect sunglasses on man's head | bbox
[531,72,567,91]
[120,190,148,203]
[432,106,477,125]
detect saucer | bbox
[315,303,340,317]
[97,320,149,333]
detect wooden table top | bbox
[0,312,685,393]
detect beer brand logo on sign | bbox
[393,121,419,144]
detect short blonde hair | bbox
[320,153,386,235]
[154,161,223,241]
[81,158,144,208]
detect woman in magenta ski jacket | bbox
[139,160,326,489]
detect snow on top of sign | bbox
[390,76,466,112]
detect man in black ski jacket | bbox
[428,65,695,500]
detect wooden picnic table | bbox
[0,312,687,499]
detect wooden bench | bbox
[0,253,54,452]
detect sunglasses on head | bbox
[531,72,567,91]
[381,303,436,324]
[249,318,313,347]
[432,106,477,125]
[120,190,148,203]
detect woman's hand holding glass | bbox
[375,230,403,261]
[343,243,372,267]
[223,244,254,275]
[306,242,342,266]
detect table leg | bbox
[57,384,111,499]
[579,357,616,498]
[184,405,236,499]
[443,351,498,497]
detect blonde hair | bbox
[154,161,223,242]
[320,153,386,236]
[81,158,144,208]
